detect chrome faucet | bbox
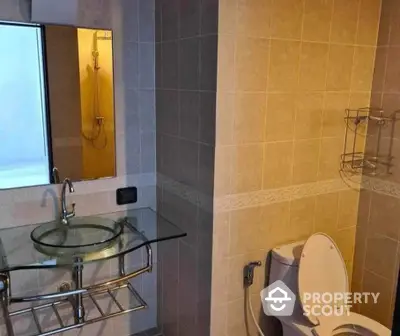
[61,178,76,224]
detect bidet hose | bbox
[246,287,266,336]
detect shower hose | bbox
[246,286,266,336]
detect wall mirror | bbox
[0,21,116,190]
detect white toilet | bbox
[269,233,391,336]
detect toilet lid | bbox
[298,233,348,326]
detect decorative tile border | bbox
[215,177,362,212]
[0,173,157,229]
[362,176,400,199]
[0,173,156,206]
[157,174,213,212]
[160,173,400,212]
[158,173,363,213]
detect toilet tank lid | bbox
[271,240,305,266]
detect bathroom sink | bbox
[31,216,123,257]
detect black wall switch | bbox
[116,187,138,205]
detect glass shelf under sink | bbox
[0,207,186,271]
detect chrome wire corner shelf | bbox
[0,208,186,336]
[341,107,396,176]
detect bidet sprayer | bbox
[243,261,262,288]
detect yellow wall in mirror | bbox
[77,28,115,180]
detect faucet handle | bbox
[66,203,76,220]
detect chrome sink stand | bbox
[73,257,85,324]
[0,221,153,336]
[0,273,13,336]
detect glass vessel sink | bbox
[30,216,123,257]
[0,208,186,270]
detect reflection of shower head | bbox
[92,31,112,71]
[82,30,109,150]
[92,51,100,70]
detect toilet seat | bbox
[312,312,391,336]
[271,234,391,336]
[298,233,349,325]
[295,233,390,336]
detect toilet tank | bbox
[270,241,305,319]
[270,240,304,286]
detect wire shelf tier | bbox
[0,208,187,336]
[7,282,146,336]
[341,107,396,176]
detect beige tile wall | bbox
[354,0,400,328]
[212,0,381,335]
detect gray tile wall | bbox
[355,0,400,328]
[0,0,31,22]
[0,0,156,227]
[0,1,157,335]
[155,0,218,334]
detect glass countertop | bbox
[0,208,186,271]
